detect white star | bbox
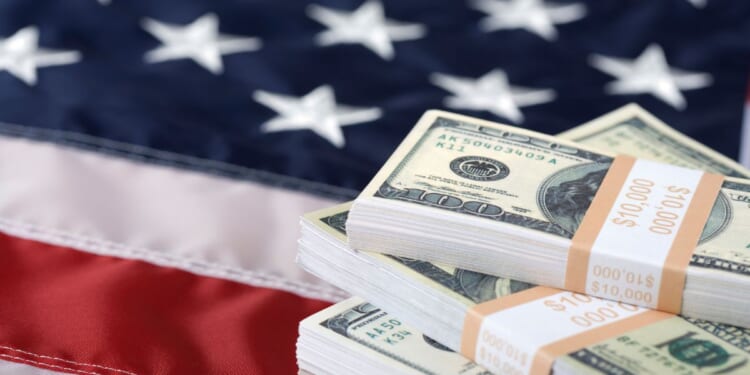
[141,13,261,74]
[307,1,426,60]
[0,26,81,86]
[431,69,555,123]
[589,44,712,110]
[688,0,707,8]
[253,85,381,148]
[471,0,586,41]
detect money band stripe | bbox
[460,287,559,359]
[657,172,725,312]
[529,309,672,374]
[461,286,672,375]
[565,155,724,313]
[565,156,635,293]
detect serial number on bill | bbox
[435,135,556,163]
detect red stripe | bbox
[0,232,330,374]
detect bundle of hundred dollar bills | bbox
[297,297,491,375]
[297,104,750,375]
[298,203,750,375]
[346,105,750,328]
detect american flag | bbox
[0,0,748,374]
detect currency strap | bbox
[460,286,671,375]
[565,155,724,314]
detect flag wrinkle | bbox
[0,359,69,374]
[0,346,136,375]
[0,353,103,375]
[0,217,347,302]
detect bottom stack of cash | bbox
[298,202,750,375]
[297,297,491,375]
[299,202,474,350]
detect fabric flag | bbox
[741,82,750,167]
[0,0,748,374]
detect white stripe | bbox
[0,358,67,375]
[0,135,347,302]
[0,121,356,200]
[741,103,750,168]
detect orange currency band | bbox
[461,285,673,375]
[565,155,724,313]
[656,172,724,312]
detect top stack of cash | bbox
[347,105,750,328]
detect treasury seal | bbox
[449,156,509,182]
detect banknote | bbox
[559,104,750,279]
[321,208,528,307]
[559,104,750,179]
[557,316,750,375]
[314,203,750,374]
[300,297,491,375]
[357,108,750,279]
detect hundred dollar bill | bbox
[559,104,750,283]
[305,203,750,375]
[348,108,750,325]
[559,104,750,179]
[297,297,491,375]
[316,204,529,310]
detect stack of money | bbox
[296,297,491,375]
[346,105,750,327]
[297,105,750,374]
[298,203,750,375]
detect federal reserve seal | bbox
[449,156,509,182]
[668,336,730,368]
